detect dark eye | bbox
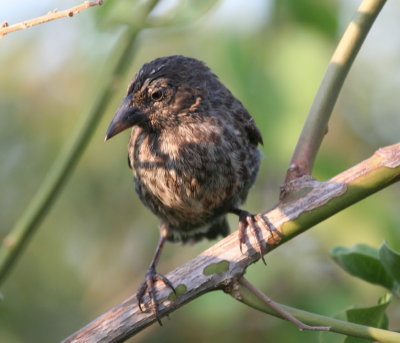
[151,89,164,101]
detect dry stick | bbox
[237,277,330,332]
[61,143,400,343]
[0,0,103,38]
[283,0,386,186]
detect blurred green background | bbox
[1,0,399,342]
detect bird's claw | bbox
[137,267,175,325]
[237,211,281,264]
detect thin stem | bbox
[233,279,400,343]
[238,277,330,332]
[0,0,161,285]
[283,0,386,185]
[0,1,103,38]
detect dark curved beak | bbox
[105,95,146,141]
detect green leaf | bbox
[344,294,391,343]
[331,244,394,290]
[379,241,400,284]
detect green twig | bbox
[233,278,400,343]
[283,0,387,186]
[237,277,330,332]
[0,0,161,285]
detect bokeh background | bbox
[1,0,399,342]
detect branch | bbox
[0,0,103,39]
[237,277,330,332]
[0,0,161,285]
[283,0,386,186]
[232,278,400,343]
[61,143,400,343]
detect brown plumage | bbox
[106,55,267,322]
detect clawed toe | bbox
[233,209,282,264]
[137,268,175,325]
[238,211,266,264]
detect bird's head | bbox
[105,55,215,141]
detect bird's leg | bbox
[230,208,281,264]
[136,222,175,325]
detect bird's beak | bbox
[105,95,146,141]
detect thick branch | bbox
[61,143,400,343]
[0,1,103,38]
[283,0,386,185]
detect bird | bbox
[105,55,274,323]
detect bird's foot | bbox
[235,209,282,264]
[137,266,175,325]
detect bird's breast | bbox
[129,122,259,228]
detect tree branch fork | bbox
[62,143,400,343]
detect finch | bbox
[105,55,271,322]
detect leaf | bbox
[331,244,394,290]
[344,294,391,343]
[379,242,400,284]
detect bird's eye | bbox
[151,89,164,101]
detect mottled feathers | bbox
[123,56,262,242]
